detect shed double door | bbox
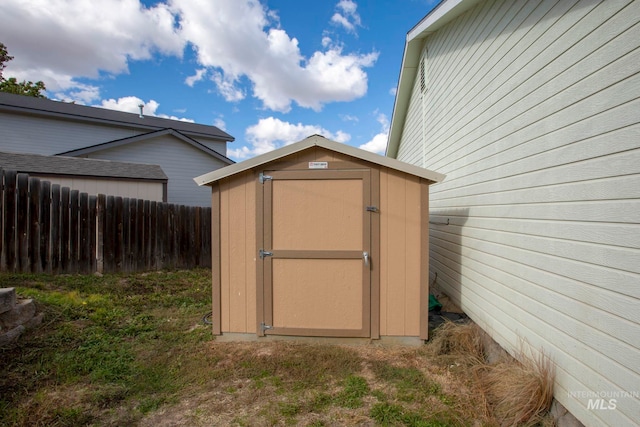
[260,169,372,337]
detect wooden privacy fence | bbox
[0,169,211,274]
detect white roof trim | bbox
[195,135,445,185]
[386,0,481,158]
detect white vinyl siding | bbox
[82,134,227,206]
[397,1,640,426]
[397,51,426,166]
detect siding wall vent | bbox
[419,50,427,93]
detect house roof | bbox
[194,134,445,185]
[0,91,235,142]
[57,128,234,165]
[386,0,481,158]
[0,151,168,181]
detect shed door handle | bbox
[363,251,369,267]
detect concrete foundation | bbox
[0,288,43,345]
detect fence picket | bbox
[28,177,41,273]
[69,190,79,274]
[40,180,51,273]
[1,170,17,271]
[17,174,29,272]
[0,170,212,274]
[79,192,90,273]
[51,185,61,273]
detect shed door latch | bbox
[259,249,273,259]
[366,206,379,212]
[260,322,273,332]
[259,173,273,183]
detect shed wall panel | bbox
[219,172,257,334]
[379,169,422,336]
[395,0,640,425]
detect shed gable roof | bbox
[386,0,481,158]
[194,135,445,185]
[57,128,234,165]
[0,91,235,142]
[0,151,167,181]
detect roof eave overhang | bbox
[194,135,445,186]
[0,97,235,142]
[386,0,482,159]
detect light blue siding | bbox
[81,134,226,206]
[0,113,138,154]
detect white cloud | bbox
[211,71,245,102]
[0,0,183,98]
[389,86,397,96]
[173,0,377,112]
[228,117,350,160]
[55,84,102,104]
[213,117,226,130]
[96,96,194,122]
[331,0,362,34]
[0,0,377,112]
[359,112,389,154]
[185,68,207,87]
[359,133,387,154]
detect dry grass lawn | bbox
[0,270,554,426]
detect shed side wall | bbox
[379,168,422,337]
[395,1,640,425]
[220,171,257,334]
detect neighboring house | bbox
[387,1,639,426]
[0,151,168,202]
[0,92,234,206]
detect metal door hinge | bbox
[259,173,273,183]
[259,249,273,259]
[366,206,379,212]
[260,322,273,332]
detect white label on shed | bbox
[308,161,329,169]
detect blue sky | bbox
[0,0,438,161]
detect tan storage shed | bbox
[195,135,444,344]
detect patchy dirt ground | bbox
[136,340,489,427]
